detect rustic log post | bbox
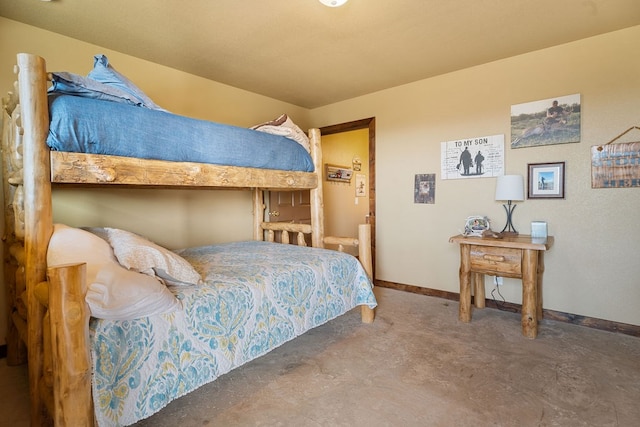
[266,229,275,242]
[458,244,472,322]
[1,105,21,362]
[358,224,375,323]
[48,263,94,426]
[521,249,538,338]
[309,129,325,248]
[252,189,265,241]
[296,232,306,246]
[472,272,485,308]
[537,251,545,320]
[18,52,54,426]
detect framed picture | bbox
[355,174,366,197]
[511,94,581,149]
[527,162,565,199]
[414,173,435,204]
[463,215,491,237]
[325,164,353,182]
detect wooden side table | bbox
[449,234,554,338]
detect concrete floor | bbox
[1,286,639,426]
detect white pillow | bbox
[106,228,203,287]
[251,113,311,153]
[47,224,181,320]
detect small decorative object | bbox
[414,174,435,204]
[463,216,491,237]
[495,174,525,234]
[352,156,362,171]
[355,174,366,197]
[527,162,565,199]
[511,94,581,149]
[325,164,353,182]
[531,221,548,238]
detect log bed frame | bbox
[1,53,374,426]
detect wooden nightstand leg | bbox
[521,249,538,338]
[459,244,472,322]
[473,272,485,308]
[537,251,545,320]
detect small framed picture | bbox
[325,164,353,182]
[463,215,491,237]
[527,162,565,199]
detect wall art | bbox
[325,164,352,182]
[355,174,366,196]
[441,134,504,180]
[511,93,581,148]
[414,174,435,204]
[527,162,565,199]
[591,127,640,188]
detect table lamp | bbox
[495,174,524,235]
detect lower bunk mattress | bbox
[90,240,377,426]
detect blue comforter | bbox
[47,94,314,172]
[90,241,377,426]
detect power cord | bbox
[490,285,518,313]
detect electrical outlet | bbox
[494,276,503,286]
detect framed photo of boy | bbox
[527,162,565,199]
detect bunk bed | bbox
[1,53,377,426]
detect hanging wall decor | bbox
[414,174,436,204]
[441,134,504,180]
[591,126,640,189]
[511,93,581,149]
[325,164,353,182]
[527,162,565,199]
[355,174,366,197]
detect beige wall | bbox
[0,17,312,250]
[0,18,309,344]
[311,26,640,326]
[1,19,639,348]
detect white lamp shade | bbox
[495,175,524,201]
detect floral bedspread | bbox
[90,241,377,426]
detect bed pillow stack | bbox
[47,224,181,320]
[48,54,166,111]
[251,113,311,153]
[104,227,203,287]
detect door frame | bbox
[320,117,376,278]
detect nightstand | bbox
[449,234,554,338]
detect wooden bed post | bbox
[2,87,28,365]
[309,128,325,248]
[47,263,94,426]
[358,224,375,323]
[252,189,265,241]
[17,53,55,426]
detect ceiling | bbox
[2,0,639,109]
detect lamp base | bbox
[500,201,519,235]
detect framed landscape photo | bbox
[511,94,581,149]
[528,162,565,199]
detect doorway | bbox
[320,118,376,276]
[268,117,376,276]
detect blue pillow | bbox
[49,72,151,107]
[88,54,166,111]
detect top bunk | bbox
[4,53,320,190]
